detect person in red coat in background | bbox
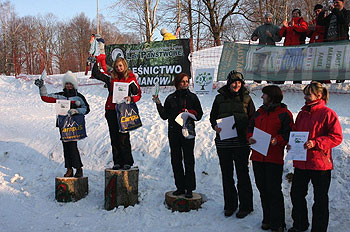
[287,81,343,232]
[280,9,308,46]
[280,9,308,84]
[92,57,141,170]
[308,4,326,43]
[248,85,293,232]
[308,4,331,84]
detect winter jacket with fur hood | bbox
[293,99,342,170]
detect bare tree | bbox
[111,0,161,42]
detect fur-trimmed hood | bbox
[62,71,78,89]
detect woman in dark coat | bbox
[153,73,203,198]
[248,85,293,232]
[209,70,255,218]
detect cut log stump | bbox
[55,177,88,202]
[165,191,203,212]
[104,168,139,210]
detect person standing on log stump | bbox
[92,57,141,170]
[34,72,90,178]
[153,73,203,198]
[209,70,255,218]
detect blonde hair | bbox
[303,81,329,104]
[112,57,129,80]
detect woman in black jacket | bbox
[209,70,255,218]
[153,73,203,198]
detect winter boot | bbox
[185,190,193,198]
[74,168,83,178]
[64,168,73,177]
[123,164,131,170]
[112,164,121,170]
[172,189,185,196]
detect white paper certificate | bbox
[112,82,129,103]
[287,131,309,161]
[250,127,271,156]
[175,111,197,126]
[216,116,238,140]
[56,99,70,116]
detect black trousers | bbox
[168,130,196,191]
[217,146,253,211]
[105,110,134,166]
[290,168,331,232]
[62,141,83,169]
[253,161,285,230]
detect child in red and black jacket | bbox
[92,57,141,170]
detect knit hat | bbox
[226,70,245,85]
[314,4,323,11]
[264,13,273,18]
[95,34,101,39]
[160,28,168,35]
[62,71,78,89]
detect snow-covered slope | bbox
[0,74,349,232]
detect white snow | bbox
[0,73,349,232]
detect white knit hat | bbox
[62,71,78,89]
[160,28,168,35]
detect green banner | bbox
[105,39,191,86]
[218,41,350,81]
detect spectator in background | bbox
[280,9,308,84]
[89,33,108,74]
[308,4,331,84]
[251,13,281,46]
[280,9,308,46]
[317,0,350,83]
[251,13,282,83]
[308,4,326,44]
[160,28,177,40]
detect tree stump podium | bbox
[55,177,88,202]
[165,191,203,212]
[104,168,139,210]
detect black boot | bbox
[64,168,73,177]
[185,190,193,198]
[74,168,83,178]
[172,189,185,196]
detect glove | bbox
[152,95,161,104]
[67,109,79,116]
[34,79,44,88]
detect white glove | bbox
[67,109,79,116]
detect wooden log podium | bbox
[55,177,88,202]
[104,168,139,210]
[165,191,203,212]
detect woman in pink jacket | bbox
[288,81,343,232]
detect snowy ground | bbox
[0,73,349,232]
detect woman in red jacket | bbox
[92,57,141,170]
[280,9,308,46]
[248,85,293,232]
[287,81,343,232]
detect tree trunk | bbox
[104,168,139,210]
[55,177,88,202]
[165,191,203,212]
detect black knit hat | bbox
[314,4,323,11]
[226,70,245,85]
